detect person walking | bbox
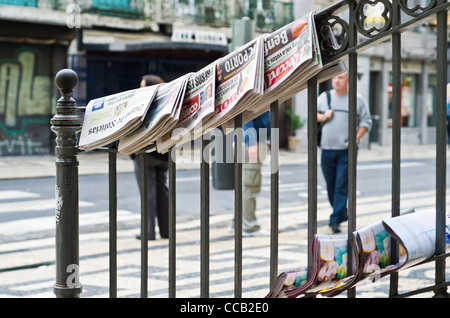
[134,74,169,240]
[317,71,372,234]
[242,111,270,237]
[230,111,271,237]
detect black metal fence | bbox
[51,0,450,298]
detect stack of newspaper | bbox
[78,11,344,155]
[198,34,265,136]
[265,208,450,298]
[117,74,191,156]
[227,12,322,129]
[78,85,159,152]
[225,11,344,130]
[155,63,217,154]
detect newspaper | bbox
[266,208,450,298]
[225,11,344,129]
[78,85,159,152]
[156,63,216,154]
[117,74,191,156]
[239,12,316,126]
[200,35,265,134]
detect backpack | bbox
[317,91,331,147]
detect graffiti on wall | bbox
[0,46,52,156]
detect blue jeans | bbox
[321,149,350,225]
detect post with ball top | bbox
[51,69,83,298]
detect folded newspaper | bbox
[78,85,159,152]
[266,208,450,298]
[155,63,217,154]
[199,34,265,134]
[117,74,191,156]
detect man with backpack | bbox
[317,72,372,233]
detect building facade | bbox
[0,0,293,155]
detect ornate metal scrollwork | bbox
[355,0,393,38]
[317,15,349,59]
[399,0,437,17]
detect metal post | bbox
[108,142,118,298]
[51,69,83,298]
[230,17,253,299]
[140,152,148,298]
[269,100,279,288]
[200,138,210,297]
[347,1,358,298]
[433,0,449,298]
[307,75,318,281]
[234,114,243,298]
[168,146,177,298]
[389,1,401,298]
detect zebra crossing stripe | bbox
[0,190,40,200]
[0,210,139,236]
[0,199,93,213]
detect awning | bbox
[80,29,229,54]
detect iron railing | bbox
[51,0,450,298]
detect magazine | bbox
[117,74,191,156]
[266,234,357,298]
[156,63,216,154]
[266,208,449,298]
[78,85,159,152]
[317,207,416,297]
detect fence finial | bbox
[55,69,78,97]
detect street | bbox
[0,158,442,244]
[0,154,448,298]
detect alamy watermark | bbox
[66,264,81,288]
[165,126,280,174]
[66,4,82,29]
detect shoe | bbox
[135,234,156,240]
[242,229,270,237]
[330,223,341,234]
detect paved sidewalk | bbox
[0,143,444,298]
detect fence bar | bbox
[270,100,279,288]
[140,153,148,297]
[307,76,318,278]
[51,69,83,298]
[108,143,118,298]
[347,0,358,298]
[234,113,243,298]
[168,146,177,298]
[200,139,210,297]
[389,0,402,297]
[434,0,449,298]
